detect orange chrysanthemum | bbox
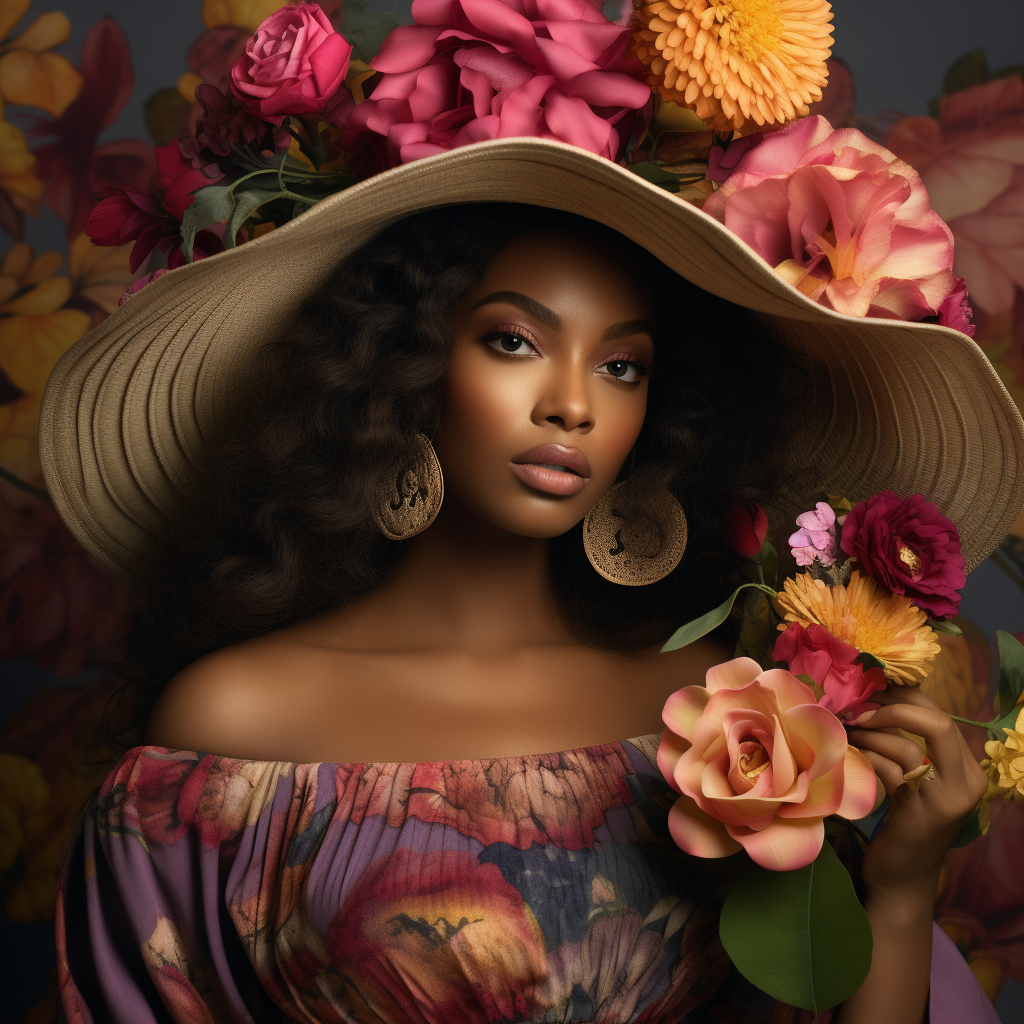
[632,0,834,133]
[774,571,941,685]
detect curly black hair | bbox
[105,202,807,745]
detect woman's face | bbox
[436,226,656,538]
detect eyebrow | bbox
[471,292,654,341]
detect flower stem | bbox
[948,713,997,730]
[0,464,50,501]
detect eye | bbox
[483,326,539,357]
[598,359,645,383]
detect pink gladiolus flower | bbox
[657,658,877,871]
[774,622,886,722]
[888,76,1024,316]
[702,116,970,333]
[343,0,651,170]
[230,2,352,122]
[788,501,838,567]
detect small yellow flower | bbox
[980,706,1024,806]
[632,0,833,133]
[775,570,941,684]
[0,2,82,116]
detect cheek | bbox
[594,385,649,471]
[442,353,522,438]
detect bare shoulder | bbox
[647,633,734,681]
[143,637,314,758]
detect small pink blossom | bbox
[788,501,838,567]
[343,0,652,170]
[702,116,970,333]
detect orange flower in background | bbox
[0,1,82,116]
[0,243,90,484]
[632,0,833,132]
[202,0,290,32]
[0,115,42,237]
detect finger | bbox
[871,685,946,714]
[857,748,909,799]
[847,728,929,775]
[853,702,962,772]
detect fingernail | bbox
[854,710,876,725]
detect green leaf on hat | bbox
[662,582,776,652]
[343,0,401,64]
[719,841,872,1013]
[181,184,234,262]
[996,630,1024,719]
[990,63,1024,83]
[626,162,688,193]
[928,619,962,636]
[942,49,989,95]
[223,188,289,249]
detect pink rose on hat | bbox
[230,2,352,122]
[343,0,651,168]
[703,116,971,334]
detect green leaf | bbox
[927,95,942,119]
[996,631,1024,718]
[223,188,287,248]
[928,619,962,636]
[735,588,778,669]
[719,842,873,1013]
[753,539,779,588]
[180,185,235,262]
[949,802,985,848]
[627,162,686,192]
[989,704,1022,741]
[662,582,776,652]
[942,49,989,95]
[342,0,401,64]
[991,63,1024,82]
[854,651,885,673]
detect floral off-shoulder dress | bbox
[55,734,999,1023]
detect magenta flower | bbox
[788,501,838,567]
[840,491,967,620]
[702,116,971,334]
[230,2,352,123]
[343,0,652,170]
[774,622,887,723]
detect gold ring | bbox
[902,763,937,794]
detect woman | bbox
[40,12,1023,1023]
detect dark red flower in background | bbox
[28,18,155,242]
[840,491,967,619]
[0,500,127,678]
[725,500,768,558]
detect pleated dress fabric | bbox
[55,735,999,1023]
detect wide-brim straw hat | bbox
[40,137,1024,578]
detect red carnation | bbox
[839,491,967,620]
[725,500,768,558]
[774,622,887,722]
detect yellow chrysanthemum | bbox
[980,706,1024,806]
[632,0,834,133]
[775,570,941,684]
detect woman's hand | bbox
[846,686,989,899]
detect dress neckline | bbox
[134,730,665,770]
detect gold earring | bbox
[373,433,444,540]
[583,482,688,585]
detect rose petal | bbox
[728,816,825,871]
[662,686,710,741]
[668,795,744,858]
[835,746,879,820]
[705,657,762,693]
[657,730,691,793]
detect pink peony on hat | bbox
[38,0,1024,577]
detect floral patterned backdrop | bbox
[0,0,1023,1020]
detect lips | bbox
[510,444,591,497]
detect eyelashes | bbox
[481,325,652,382]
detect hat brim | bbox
[39,137,1024,577]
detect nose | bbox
[531,362,593,433]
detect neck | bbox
[360,498,571,652]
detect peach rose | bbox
[657,658,877,871]
[888,76,1024,316]
[703,116,968,331]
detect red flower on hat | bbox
[839,491,967,620]
[344,0,651,169]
